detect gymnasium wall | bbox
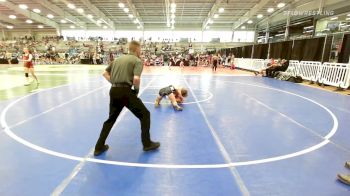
[220,34,350,63]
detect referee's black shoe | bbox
[143,141,160,151]
[94,144,109,156]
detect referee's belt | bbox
[112,83,132,88]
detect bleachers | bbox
[234,58,350,89]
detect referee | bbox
[94,41,160,156]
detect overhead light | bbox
[47,14,54,19]
[19,4,28,10]
[330,17,338,20]
[275,33,285,37]
[347,14,350,17]
[65,18,75,23]
[134,19,139,24]
[241,26,246,29]
[257,14,263,18]
[340,23,350,28]
[171,8,176,13]
[77,8,84,13]
[87,14,93,19]
[206,26,210,29]
[247,20,253,24]
[303,25,314,29]
[214,14,219,19]
[33,8,41,13]
[0,0,6,2]
[128,14,134,18]
[70,25,75,29]
[9,15,16,19]
[6,25,13,29]
[26,19,33,24]
[118,3,125,8]
[38,25,44,29]
[267,8,274,13]
[123,8,129,13]
[346,17,350,20]
[292,21,307,25]
[67,3,75,9]
[65,18,75,24]
[170,3,176,8]
[60,19,67,23]
[277,3,286,8]
[100,18,108,24]
[171,14,175,19]
[103,25,108,29]
[219,8,224,13]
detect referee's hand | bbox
[132,88,139,96]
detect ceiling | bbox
[0,0,347,31]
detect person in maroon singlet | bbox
[23,47,39,86]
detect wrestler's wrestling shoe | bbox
[173,105,183,111]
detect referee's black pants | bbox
[95,87,151,150]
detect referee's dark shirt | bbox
[106,52,143,86]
